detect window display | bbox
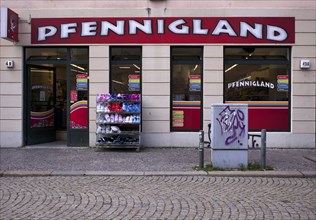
[110,47,141,94]
[224,47,290,131]
[171,47,203,131]
[70,63,89,129]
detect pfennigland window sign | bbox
[31,17,295,44]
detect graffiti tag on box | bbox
[216,106,246,146]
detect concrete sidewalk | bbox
[0,143,315,177]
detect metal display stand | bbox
[96,94,141,151]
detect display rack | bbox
[96,93,141,151]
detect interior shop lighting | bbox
[193,64,198,71]
[30,69,53,73]
[133,64,140,70]
[245,53,253,60]
[71,69,87,74]
[225,64,238,73]
[71,64,86,71]
[119,66,131,69]
[112,80,124,85]
[238,75,251,82]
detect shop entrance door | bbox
[25,47,89,146]
[26,65,56,145]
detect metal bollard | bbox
[199,130,204,168]
[260,129,267,170]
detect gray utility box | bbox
[211,104,248,168]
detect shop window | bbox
[26,48,67,60]
[171,47,203,131]
[110,47,142,94]
[224,47,291,131]
[71,48,89,61]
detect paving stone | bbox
[0,147,315,173]
[0,176,315,220]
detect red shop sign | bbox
[31,17,295,44]
[0,8,19,42]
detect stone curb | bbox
[1,170,315,178]
[1,170,53,177]
[299,171,316,178]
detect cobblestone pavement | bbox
[1,176,315,220]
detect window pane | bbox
[111,63,141,94]
[110,47,141,94]
[171,47,203,131]
[225,47,289,60]
[225,64,289,102]
[172,47,202,61]
[224,47,290,131]
[30,67,55,128]
[111,47,141,60]
[70,64,89,129]
[26,48,67,60]
[71,48,89,61]
[172,64,202,101]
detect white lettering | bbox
[38,26,57,41]
[168,19,189,34]
[101,21,125,35]
[193,19,208,34]
[267,25,287,41]
[81,22,97,36]
[34,18,291,43]
[61,23,77,38]
[240,22,263,39]
[212,20,237,36]
[129,20,152,34]
[157,19,164,34]
[228,80,275,89]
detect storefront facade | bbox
[1,0,315,148]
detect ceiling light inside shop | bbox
[133,64,140,70]
[71,69,87,74]
[119,66,131,69]
[225,64,238,73]
[193,64,198,71]
[30,69,53,73]
[112,80,124,85]
[71,64,86,71]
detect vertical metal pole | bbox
[261,129,267,170]
[199,130,204,168]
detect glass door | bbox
[25,47,89,146]
[26,65,56,145]
[67,48,89,146]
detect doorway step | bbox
[56,130,67,141]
